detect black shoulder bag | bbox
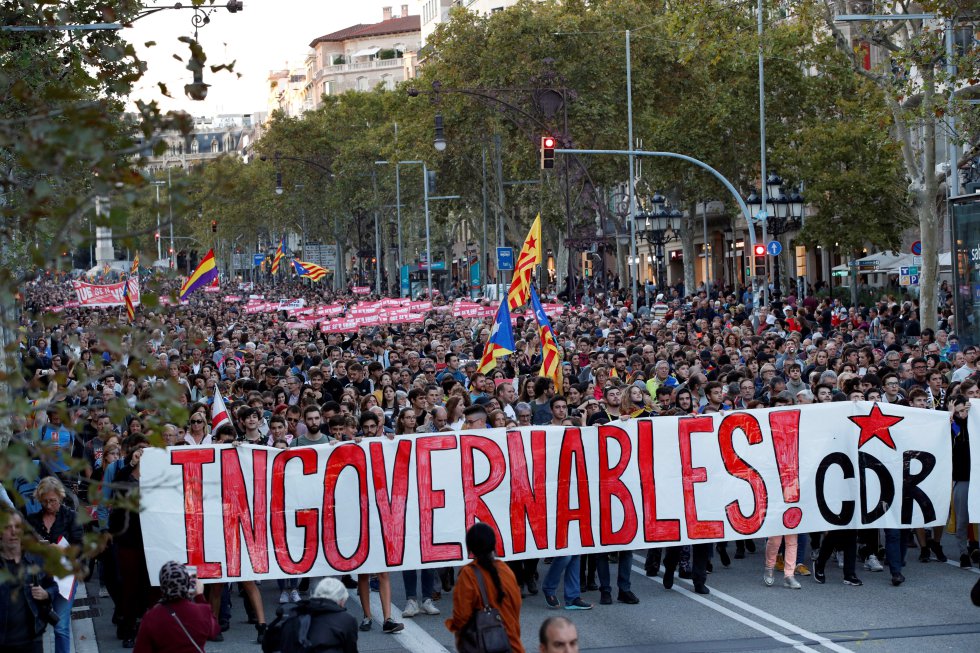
[457,566,511,653]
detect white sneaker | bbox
[279,591,290,604]
[784,576,802,589]
[419,598,441,615]
[402,598,419,617]
[864,555,884,572]
[763,568,775,587]
[835,551,844,569]
[290,589,301,603]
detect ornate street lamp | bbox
[634,193,681,292]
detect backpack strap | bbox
[472,565,491,610]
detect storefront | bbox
[951,193,980,346]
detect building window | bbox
[323,81,333,96]
[191,139,199,154]
[210,140,218,153]
[356,76,368,91]
[381,74,393,91]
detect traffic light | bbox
[753,243,766,276]
[154,231,160,241]
[211,220,217,233]
[540,136,556,170]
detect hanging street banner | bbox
[140,402,956,584]
[72,279,141,308]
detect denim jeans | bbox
[277,577,299,591]
[596,551,632,593]
[402,568,436,600]
[884,529,908,574]
[542,555,581,603]
[53,585,74,653]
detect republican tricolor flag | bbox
[122,279,135,322]
[212,387,231,432]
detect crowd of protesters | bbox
[2,274,977,653]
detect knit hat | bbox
[158,561,194,603]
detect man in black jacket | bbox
[279,577,359,653]
[0,510,60,653]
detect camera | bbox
[38,597,60,626]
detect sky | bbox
[125,0,399,116]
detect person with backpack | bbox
[275,577,358,653]
[446,522,524,653]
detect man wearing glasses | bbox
[461,404,488,430]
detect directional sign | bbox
[253,253,265,267]
[497,247,515,271]
[911,240,922,255]
[766,240,782,256]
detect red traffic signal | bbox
[540,136,556,170]
[154,231,160,241]
[753,243,766,276]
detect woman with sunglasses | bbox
[184,411,209,446]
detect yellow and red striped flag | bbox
[271,238,285,275]
[507,214,542,310]
[130,254,140,275]
[122,279,136,322]
[530,285,562,391]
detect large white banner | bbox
[966,400,980,522]
[140,402,954,584]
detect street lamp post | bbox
[746,174,804,304]
[635,193,681,292]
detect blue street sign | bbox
[766,240,782,256]
[497,247,515,271]
[253,253,265,266]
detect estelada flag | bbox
[477,298,515,374]
[507,214,542,310]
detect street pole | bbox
[481,144,489,291]
[167,167,175,270]
[155,184,162,261]
[371,167,382,294]
[423,162,433,297]
[757,0,770,308]
[494,134,506,292]
[702,201,710,289]
[395,163,404,297]
[626,29,639,309]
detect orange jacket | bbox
[445,560,525,653]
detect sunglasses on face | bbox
[190,419,205,424]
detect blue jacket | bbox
[0,552,59,645]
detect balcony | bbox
[316,57,404,77]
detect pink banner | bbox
[72,279,141,308]
[222,295,242,303]
[352,286,371,295]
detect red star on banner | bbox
[526,235,537,250]
[847,403,903,450]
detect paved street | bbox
[81,535,980,653]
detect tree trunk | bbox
[681,199,697,296]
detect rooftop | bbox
[309,15,421,48]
